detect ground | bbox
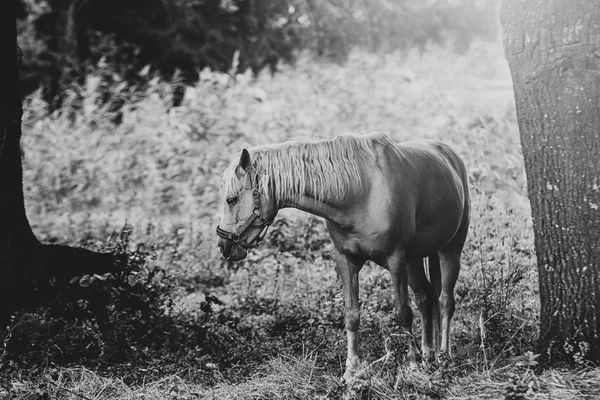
[1,39,599,399]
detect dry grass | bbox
[4,362,600,399]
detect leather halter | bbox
[216,177,272,247]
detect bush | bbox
[1,227,248,384]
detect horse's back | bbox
[395,139,466,178]
[393,139,468,198]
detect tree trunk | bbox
[1,0,118,330]
[501,0,600,365]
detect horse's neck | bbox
[282,195,342,221]
[280,186,357,228]
[271,151,365,226]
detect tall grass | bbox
[5,41,599,399]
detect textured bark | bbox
[501,0,600,364]
[0,0,118,329]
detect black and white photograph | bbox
[1,0,599,398]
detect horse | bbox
[216,131,470,380]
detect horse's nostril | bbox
[218,239,232,258]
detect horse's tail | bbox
[426,253,442,349]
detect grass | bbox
[2,39,599,399]
[5,363,600,399]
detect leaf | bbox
[128,274,140,287]
[79,275,92,287]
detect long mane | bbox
[221,131,399,205]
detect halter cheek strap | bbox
[216,187,272,247]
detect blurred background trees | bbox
[17,0,500,107]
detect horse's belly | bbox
[328,227,391,262]
[408,207,464,257]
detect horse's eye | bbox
[226,197,238,206]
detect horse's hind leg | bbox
[335,251,364,381]
[438,250,460,357]
[388,252,418,367]
[427,253,442,352]
[407,257,436,362]
[438,227,467,357]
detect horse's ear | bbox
[238,149,251,171]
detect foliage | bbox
[305,0,499,60]
[3,228,192,381]
[16,0,501,104]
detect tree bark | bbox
[501,0,600,364]
[1,0,118,329]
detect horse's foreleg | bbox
[335,252,363,381]
[389,252,417,367]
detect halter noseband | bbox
[216,181,272,247]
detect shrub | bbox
[1,227,256,384]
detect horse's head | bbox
[217,149,277,261]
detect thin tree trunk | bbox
[501,0,600,364]
[1,0,118,329]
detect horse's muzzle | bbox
[218,237,248,261]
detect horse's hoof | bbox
[408,359,419,370]
[342,356,361,384]
[421,358,435,372]
[342,370,355,384]
[436,352,453,368]
[421,350,435,365]
[406,351,419,370]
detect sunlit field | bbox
[4,39,599,399]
